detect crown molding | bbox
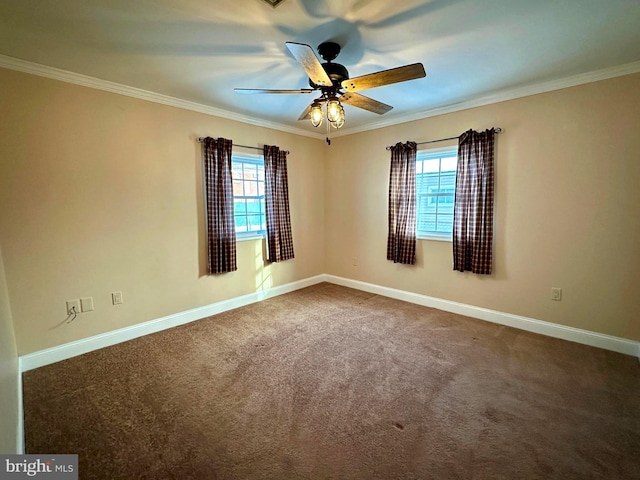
[1,54,639,140]
[0,54,324,141]
[333,60,640,137]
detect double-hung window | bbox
[416,146,458,240]
[232,154,266,237]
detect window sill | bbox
[236,234,265,242]
[417,235,452,243]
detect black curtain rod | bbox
[385,127,503,151]
[197,137,289,155]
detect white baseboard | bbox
[19,275,326,372]
[324,275,640,358]
[19,273,640,373]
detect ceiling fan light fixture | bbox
[330,104,345,129]
[326,98,342,123]
[331,116,344,129]
[310,102,323,127]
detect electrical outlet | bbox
[551,287,562,301]
[112,291,123,305]
[81,297,94,312]
[66,299,80,316]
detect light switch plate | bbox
[112,291,123,305]
[81,297,94,312]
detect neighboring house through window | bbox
[233,148,456,241]
[416,146,458,240]
[232,154,266,237]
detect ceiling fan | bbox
[235,41,426,130]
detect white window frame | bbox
[232,153,266,240]
[416,145,458,242]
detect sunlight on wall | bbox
[255,240,272,291]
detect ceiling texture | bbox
[1,0,639,138]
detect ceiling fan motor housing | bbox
[317,41,341,61]
[307,41,349,90]
[309,62,349,89]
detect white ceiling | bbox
[1,0,639,137]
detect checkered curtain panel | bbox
[264,145,295,262]
[453,129,496,274]
[387,141,417,265]
[203,137,237,274]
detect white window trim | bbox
[236,233,265,242]
[232,152,267,239]
[418,233,453,242]
[416,145,458,242]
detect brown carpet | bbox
[23,283,640,479]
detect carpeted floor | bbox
[23,283,640,479]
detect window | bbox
[232,154,266,237]
[416,146,458,240]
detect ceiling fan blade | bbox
[341,63,426,92]
[298,103,314,120]
[234,88,315,94]
[285,42,333,87]
[340,92,393,115]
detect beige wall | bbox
[326,73,640,341]
[0,68,326,355]
[1,67,639,362]
[0,245,19,453]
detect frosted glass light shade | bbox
[310,103,323,127]
[327,99,341,123]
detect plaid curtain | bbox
[203,137,237,274]
[264,145,294,262]
[453,129,495,274]
[387,141,417,265]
